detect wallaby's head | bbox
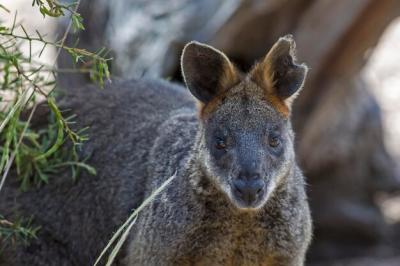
[181,35,307,210]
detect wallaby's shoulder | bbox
[60,78,195,117]
[57,78,197,183]
[0,78,197,266]
[146,107,199,190]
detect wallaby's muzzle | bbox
[232,176,265,207]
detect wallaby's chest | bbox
[127,190,300,265]
[172,214,276,265]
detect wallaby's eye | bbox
[215,138,227,150]
[268,134,281,148]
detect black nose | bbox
[233,175,265,205]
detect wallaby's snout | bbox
[231,139,266,207]
[232,175,265,207]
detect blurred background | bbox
[4,0,400,265]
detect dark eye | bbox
[215,138,226,150]
[268,134,281,148]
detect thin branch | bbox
[0,0,82,189]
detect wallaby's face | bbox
[182,36,307,209]
[199,85,294,210]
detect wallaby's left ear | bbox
[251,35,308,109]
[181,41,239,104]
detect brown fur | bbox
[199,68,290,119]
[250,60,290,117]
[249,35,306,117]
[264,92,290,117]
[197,58,241,119]
[193,36,303,119]
[199,89,231,119]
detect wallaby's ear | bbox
[181,41,239,104]
[251,35,308,110]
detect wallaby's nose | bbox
[233,174,265,206]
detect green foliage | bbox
[0,0,111,249]
[33,0,69,17]
[32,0,85,32]
[0,97,96,191]
[0,215,40,253]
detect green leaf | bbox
[34,98,64,161]
[72,13,85,31]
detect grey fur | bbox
[0,40,311,266]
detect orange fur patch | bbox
[250,63,290,117]
[198,63,241,120]
[266,92,289,117]
[198,91,227,119]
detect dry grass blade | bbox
[105,216,138,266]
[94,171,177,266]
[0,103,37,192]
[0,88,31,134]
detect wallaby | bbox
[0,35,312,266]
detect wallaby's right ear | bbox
[181,41,239,104]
